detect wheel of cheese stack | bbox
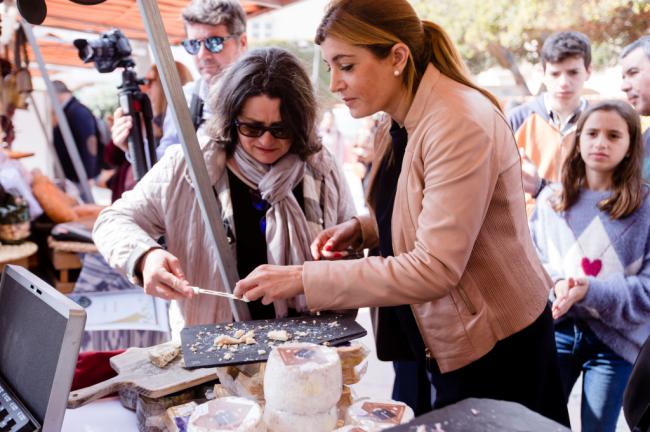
[263,405,337,432]
[188,397,264,432]
[346,399,414,430]
[264,342,342,414]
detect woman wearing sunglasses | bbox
[93,47,356,334]
[234,0,569,425]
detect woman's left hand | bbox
[234,265,304,305]
[552,277,589,319]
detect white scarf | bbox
[233,146,313,315]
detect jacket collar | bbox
[403,64,441,136]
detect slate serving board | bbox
[384,398,570,432]
[180,313,367,368]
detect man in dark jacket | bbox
[621,36,650,179]
[52,80,102,183]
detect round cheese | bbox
[346,399,414,430]
[188,397,264,432]
[263,406,337,432]
[264,342,342,414]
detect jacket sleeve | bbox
[303,113,501,309]
[93,150,180,284]
[581,239,650,328]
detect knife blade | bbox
[189,286,250,303]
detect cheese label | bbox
[193,401,252,430]
[360,402,405,424]
[277,346,327,366]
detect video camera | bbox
[73,29,133,73]
[73,29,156,180]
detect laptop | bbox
[0,265,86,432]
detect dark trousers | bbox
[428,303,570,427]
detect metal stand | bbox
[136,0,250,321]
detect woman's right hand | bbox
[138,248,194,300]
[111,107,133,153]
[310,218,362,260]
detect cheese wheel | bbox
[264,342,342,414]
[263,406,337,432]
[346,399,414,430]
[188,397,264,432]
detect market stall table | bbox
[48,236,96,293]
[0,241,37,271]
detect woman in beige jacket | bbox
[235,0,569,425]
[93,48,356,335]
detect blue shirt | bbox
[156,79,212,160]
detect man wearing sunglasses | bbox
[111,0,247,161]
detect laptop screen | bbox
[0,265,85,431]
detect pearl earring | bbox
[394,70,400,76]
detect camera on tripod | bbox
[73,29,156,181]
[73,29,133,73]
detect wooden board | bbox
[67,345,219,409]
[180,313,367,368]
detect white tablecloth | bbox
[62,397,137,431]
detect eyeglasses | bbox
[234,120,291,140]
[181,34,239,55]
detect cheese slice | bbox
[263,406,338,432]
[188,397,263,432]
[346,399,414,430]
[148,342,181,368]
[264,342,342,414]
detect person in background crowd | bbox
[142,62,194,147]
[620,35,650,179]
[234,0,569,426]
[94,48,356,337]
[508,32,592,208]
[110,0,247,161]
[104,62,194,203]
[51,80,103,184]
[529,100,650,432]
[319,110,345,165]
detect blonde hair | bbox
[315,0,501,109]
[147,62,194,117]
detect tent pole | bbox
[136,0,250,322]
[28,93,65,181]
[21,21,94,203]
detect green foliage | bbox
[411,0,650,70]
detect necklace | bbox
[564,209,637,277]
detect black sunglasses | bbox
[234,120,292,140]
[181,34,239,55]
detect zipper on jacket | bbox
[457,286,477,315]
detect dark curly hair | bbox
[206,47,321,160]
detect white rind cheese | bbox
[346,399,414,430]
[188,397,264,432]
[264,342,342,414]
[263,406,337,432]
